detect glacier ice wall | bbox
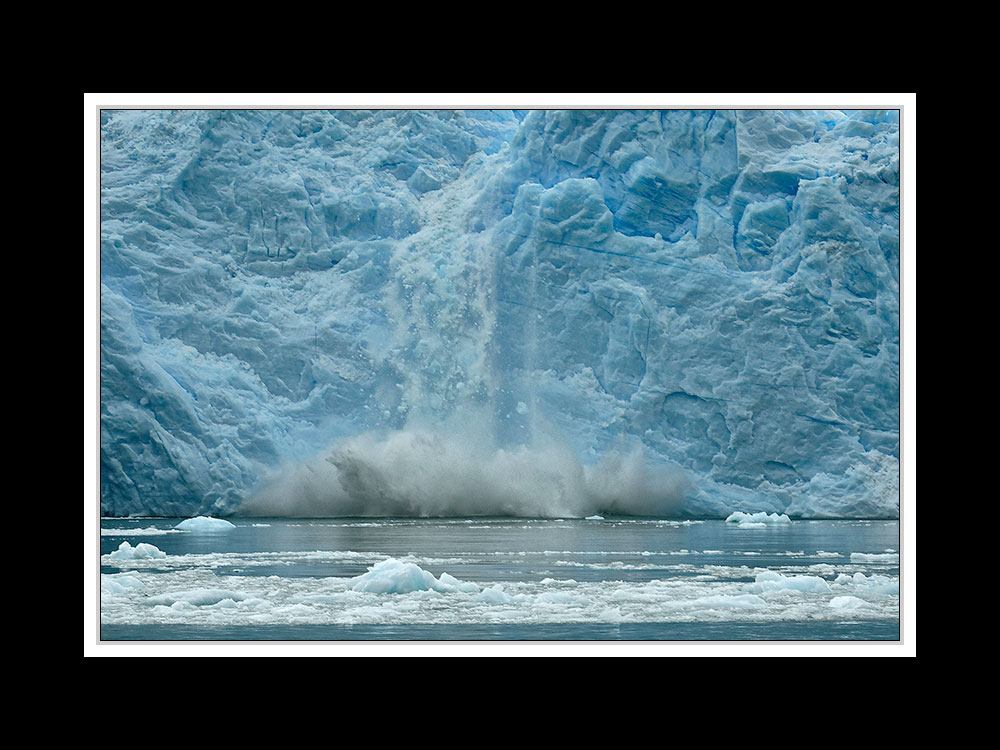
[99,108,900,518]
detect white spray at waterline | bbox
[241,422,688,518]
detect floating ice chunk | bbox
[108,541,166,561]
[585,514,605,520]
[534,591,590,606]
[437,572,481,594]
[691,594,767,609]
[834,572,899,595]
[476,584,513,604]
[348,558,480,595]
[725,511,792,527]
[829,595,871,610]
[101,526,180,536]
[850,552,899,563]
[174,516,236,532]
[744,569,831,594]
[348,559,435,594]
[101,573,146,594]
[147,589,255,607]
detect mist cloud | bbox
[240,421,688,518]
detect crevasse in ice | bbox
[99,109,900,519]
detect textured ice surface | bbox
[744,570,832,594]
[725,511,792,527]
[108,541,166,561]
[347,558,481,594]
[174,516,236,532]
[99,109,900,519]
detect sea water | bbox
[98,516,901,642]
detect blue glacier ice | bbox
[99,108,900,519]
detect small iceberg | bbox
[174,516,236,532]
[108,541,166,561]
[725,511,791,528]
[476,584,514,604]
[829,595,872,610]
[348,558,480,595]
[101,573,146,594]
[744,570,831,594]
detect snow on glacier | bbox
[99,109,900,519]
